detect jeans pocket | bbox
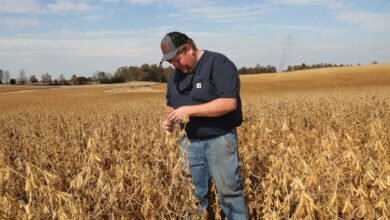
[220,131,237,153]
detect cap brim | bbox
[160,48,179,64]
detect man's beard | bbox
[179,64,195,74]
[178,52,198,74]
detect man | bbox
[160,31,249,220]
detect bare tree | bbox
[0,69,3,84]
[41,73,52,84]
[30,74,38,84]
[58,74,66,85]
[4,71,10,84]
[18,69,28,84]
[71,74,77,85]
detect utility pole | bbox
[279,35,294,72]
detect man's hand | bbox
[161,119,174,134]
[168,106,192,123]
[167,99,236,121]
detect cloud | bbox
[0,0,42,14]
[96,0,274,23]
[337,11,390,32]
[170,2,274,22]
[82,14,107,22]
[100,0,273,22]
[100,0,188,6]
[269,0,344,11]
[123,0,158,5]
[269,0,322,6]
[47,0,97,13]
[0,25,175,57]
[0,0,98,15]
[1,1,388,76]
[101,0,121,2]
[231,23,323,32]
[100,0,158,5]
[0,37,141,57]
[27,26,171,39]
[0,29,233,59]
[0,18,40,28]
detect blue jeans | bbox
[180,129,249,220]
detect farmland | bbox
[1,64,389,219]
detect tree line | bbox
[238,64,277,74]
[2,62,372,85]
[0,69,73,85]
[97,64,278,83]
[0,64,277,85]
[284,62,378,72]
[95,64,174,84]
[0,64,175,85]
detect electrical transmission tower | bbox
[279,35,295,72]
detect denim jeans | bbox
[180,129,249,220]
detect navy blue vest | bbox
[166,50,243,139]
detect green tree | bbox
[97,71,106,82]
[162,66,173,82]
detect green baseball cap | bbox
[160,32,190,64]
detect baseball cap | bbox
[160,32,190,64]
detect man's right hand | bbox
[162,119,174,134]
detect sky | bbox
[0,0,390,79]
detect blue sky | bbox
[1,0,389,79]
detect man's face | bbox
[168,45,197,74]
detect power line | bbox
[327,0,389,46]
[308,0,350,45]
[299,0,349,64]
[330,0,371,31]
[299,0,330,44]
[317,0,371,46]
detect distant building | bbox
[76,76,88,85]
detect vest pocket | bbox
[191,77,217,102]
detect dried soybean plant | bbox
[0,87,389,219]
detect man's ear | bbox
[183,44,192,55]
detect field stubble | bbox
[1,79,390,219]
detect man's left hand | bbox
[168,106,192,123]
